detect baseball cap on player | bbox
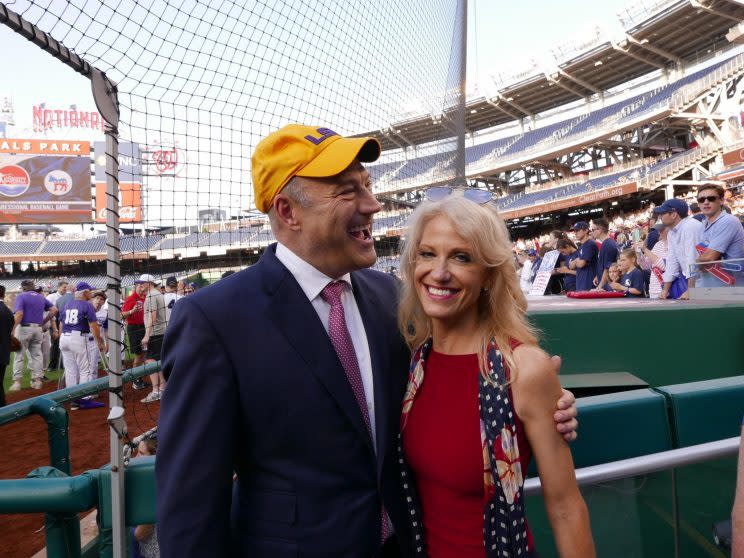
[251,124,381,213]
[135,273,157,284]
[76,281,94,292]
[572,221,590,231]
[165,276,178,287]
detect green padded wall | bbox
[529,302,744,387]
[657,375,744,447]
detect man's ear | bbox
[273,195,301,231]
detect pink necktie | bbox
[320,281,391,542]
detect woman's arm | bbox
[512,346,595,558]
[732,425,744,558]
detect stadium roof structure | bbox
[360,0,744,151]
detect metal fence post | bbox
[92,68,126,558]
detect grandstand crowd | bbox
[512,183,744,298]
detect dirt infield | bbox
[0,375,161,558]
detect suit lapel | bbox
[261,247,374,455]
[351,272,392,478]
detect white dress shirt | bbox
[663,216,703,282]
[275,242,378,452]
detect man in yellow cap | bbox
[156,124,577,557]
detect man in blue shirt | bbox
[569,221,598,291]
[592,218,619,291]
[695,184,744,287]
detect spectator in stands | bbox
[0,285,14,407]
[140,274,168,403]
[690,202,706,222]
[637,223,669,299]
[592,218,618,291]
[122,281,149,391]
[528,248,542,284]
[176,280,186,296]
[555,238,578,292]
[11,279,57,391]
[607,249,646,297]
[646,214,660,250]
[569,221,598,291]
[695,183,744,288]
[656,198,702,300]
[517,251,533,294]
[133,433,159,558]
[163,277,182,324]
[603,263,622,291]
[46,280,67,369]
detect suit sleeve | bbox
[156,297,241,557]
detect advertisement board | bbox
[0,139,91,223]
[95,182,142,223]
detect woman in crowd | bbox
[607,249,646,297]
[397,191,594,557]
[636,223,669,299]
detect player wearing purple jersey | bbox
[60,282,105,410]
[11,279,57,391]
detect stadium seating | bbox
[367,52,741,188]
[0,241,42,256]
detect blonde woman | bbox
[398,188,594,558]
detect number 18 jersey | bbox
[61,299,97,334]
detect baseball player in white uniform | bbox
[59,282,106,410]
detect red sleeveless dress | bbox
[402,350,534,557]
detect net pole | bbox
[452,0,467,187]
[93,68,127,558]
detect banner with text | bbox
[0,139,91,223]
[95,182,142,223]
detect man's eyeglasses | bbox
[424,186,493,205]
[697,195,720,203]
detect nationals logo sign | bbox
[144,143,187,177]
[0,165,31,197]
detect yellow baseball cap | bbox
[251,124,381,213]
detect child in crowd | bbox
[133,435,159,558]
[603,263,622,292]
[608,249,646,297]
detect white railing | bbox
[670,52,744,110]
[524,436,739,496]
[637,139,721,189]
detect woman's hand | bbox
[549,355,578,442]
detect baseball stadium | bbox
[1,0,744,557]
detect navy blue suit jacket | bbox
[156,245,411,557]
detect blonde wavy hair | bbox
[397,196,538,380]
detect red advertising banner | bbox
[500,182,638,220]
[0,139,92,224]
[95,182,142,223]
[722,147,744,167]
